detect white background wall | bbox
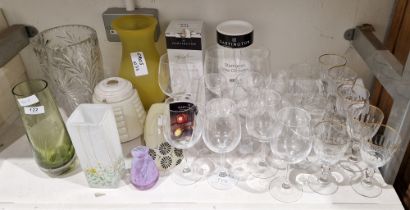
[0,0,394,84]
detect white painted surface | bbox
[0,0,394,86]
[0,135,404,210]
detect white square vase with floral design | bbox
[66,104,125,188]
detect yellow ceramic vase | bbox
[112,15,164,110]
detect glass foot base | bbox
[308,176,338,195]
[249,157,278,179]
[351,179,382,198]
[269,176,303,203]
[207,171,238,190]
[171,165,202,186]
[40,154,77,177]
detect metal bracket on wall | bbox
[0,24,37,68]
[102,8,160,42]
[345,24,410,184]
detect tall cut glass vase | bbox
[12,79,76,176]
[31,25,103,115]
[112,15,165,110]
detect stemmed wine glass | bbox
[341,102,384,172]
[228,71,266,178]
[204,73,228,98]
[204,46,270,96]
[351,124,401,198]
[203,98,242,190]
[327,66,358,97]
[318,54,347,72]
[232,71,266,117]
[318,54,347,96]
[162,95,204,185]
[246,88,282,179]
[158,53,199,97]
[308,121,350,195]
[336,83,372,172]
[269,107,312,203]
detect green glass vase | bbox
[112,15,165,110]
[12,79,76,176]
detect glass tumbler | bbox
[31,25,103,115]
[12,79,76,176]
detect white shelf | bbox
[0,135,404,210]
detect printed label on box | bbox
[169,102,197,141]
[24,106,45,115]
[17,95,39,107]
[130,52,149,77]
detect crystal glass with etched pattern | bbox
[31,25,103,115]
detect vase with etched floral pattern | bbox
[31,25,103,115]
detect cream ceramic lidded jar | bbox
[93,77,146,143]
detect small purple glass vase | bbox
[130,146,159,190]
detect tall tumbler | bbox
[31,25,103,115]
[66,104,125,188]
[12,79,76,176]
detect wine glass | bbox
[245,88,282,179]
[203,98,241,190]
[269,107,312,203]
[336,82,370,115]
[318,54,347,71]
[232,71,266,117]
[341,102,384,172]
[162,95,203,185]
[308,121,350,195]
[318,54,347,96]
[351,124,401,198]
[158,53,198,97]
[327,66,358,97]
[204,73,229,98]
[204,46,270,96]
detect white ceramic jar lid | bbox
[93,77,134,103]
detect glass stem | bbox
[219,152,228,177]
[182,152,191,174]
[350,139,360,161]
[282,164,292,190]
[362,168,375,186]
[261,143,267,163]
[319,164,331,183]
